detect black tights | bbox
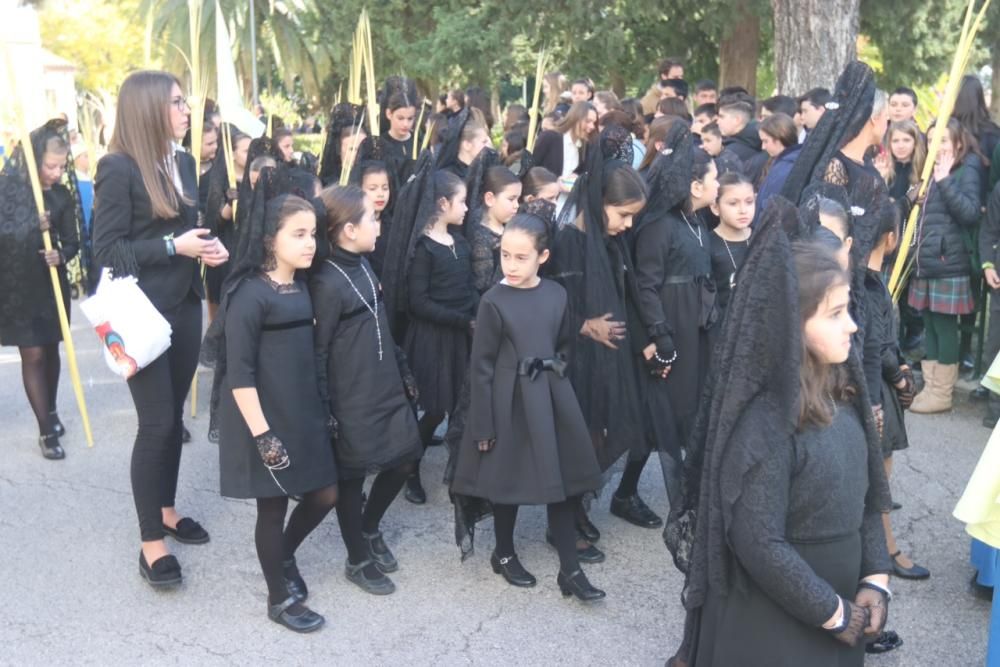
[615,452,650,498]
[19,344,60,433]
[335,462,415,567]
[494,498,579,573]
[255,485,338,606]
[411,411,446,480]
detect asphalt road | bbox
[0,302,993,665]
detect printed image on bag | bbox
[80,270,172,379]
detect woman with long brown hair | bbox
[532,102,598,210]
[93,70,229,587]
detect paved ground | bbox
[0,302,993,665]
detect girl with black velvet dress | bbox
[0,121,79,460]
[311,185,423,596]
[708,172,754,317]
[452,215,605,601]
[214,190,337,633]
[403,170,479,503]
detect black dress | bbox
[310,247,423,480]
[0,185,78,346]
[403,233,479,415]
[469,219,503,294]
[693,404,888,667]
[708,231,750,314]
[451,279,602,504]
[634,209,716,456]
[218,275,337,499]
[865,269,909,456]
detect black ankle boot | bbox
[557,569,606,602]
[38,432,65,460]
[405,472,426,504]
[490,551,536,587]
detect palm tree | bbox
[139,0,332,103]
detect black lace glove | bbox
[855,582,890,637]
[254,430,290,469]
[327,414,339,442]
[826,598,870,647]
[394,346,420,405]
[477,439,495,452]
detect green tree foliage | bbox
[39,0,147,94]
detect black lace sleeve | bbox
[728,437,841,628]
[470,223,501,294]
[859,507,891,578]
[309,267,344,410]
[823,157,849,187]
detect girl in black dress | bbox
[93,71,229,586]
[708,172,754,316]
[470,166,522,293]
[549,126,647,560]
[213,186,337,632]
[403,171,478,503]
[452,215,605,601]
[311,185,423,596]
[0,121,79,459]
[670,211,892,667]
[361,161,393,277]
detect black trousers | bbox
[126,293,202,541]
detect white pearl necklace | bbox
[326,259,383,361]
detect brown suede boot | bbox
[912,361,956,414]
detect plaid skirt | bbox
[907,276,975,315]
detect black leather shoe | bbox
[865,630,903,654]
[181,424,192,443]
[283,557,307,602]
[490,551,536,587]
[345,559,396,595]
[139,551,182,588]
[575,516,601,543]
[971,386,991,402]
[557,569,606,602]
[267,596,324,633]
[38,433,65,460]
[547,531,606,563]
[891,551,930,580]
[610,493,663,528]
[363,530,399,573]
[404,473,426,505]
[49,411,66,437]
[891,501,902,511]
[163,517,210,544]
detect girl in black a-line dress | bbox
[310,184,423,594]
[452,217,604,600]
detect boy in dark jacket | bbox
[716,98,767,183]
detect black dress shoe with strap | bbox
[163,517,210,544]
[363,530,399,573]
[139,551,182,588]
[546,531,606,564]
[267,596,324,633]
[404,473,426,505]
[38,433,65,460]
[283,557,307,602]
[610,493,663,528]
[49,411,66,437]
[491,551,537,587]
[345,559,396,595]
[557,569,606,602]
[575,516,601,543]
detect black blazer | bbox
[93,150,205,312]
[532,130,566,176]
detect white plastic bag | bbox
[80,270,172,379]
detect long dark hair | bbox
[319,184,367,244]
[794,241,854,429]
[953,75,1000,152]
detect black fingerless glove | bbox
[826,598,870,647]
[254,430,290,469]
[855,582,890,637]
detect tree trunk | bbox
[610,72,626,98]
[719,0,760,96]
[771,0,860,95]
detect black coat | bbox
[532,129,569,176]
[451,279,602,505]
[913,154,983,279]
[310,248,422,479]
[979,180,1000,269]
[92,151,205,311]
